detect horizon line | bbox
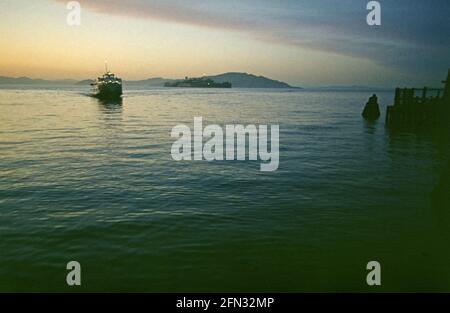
[0,73,403,89]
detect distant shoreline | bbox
[0,72,296,89]
[0,73,393,91]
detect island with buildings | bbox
[164,77,231,88]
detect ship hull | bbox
[93,83,122,99]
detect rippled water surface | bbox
[1,86,449,291]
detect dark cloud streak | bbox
[54,0,450,80]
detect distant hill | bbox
[203,72,295,88]
[124,77,174,87]
[76,79,95,85]
[0,76,47,84]
[0,76,76,85]
[0,73,298,88]
[0,76,173,86]
[124,73,296,88]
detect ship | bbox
[91,64,122,99]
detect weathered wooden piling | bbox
[362,94,381,120]
[385,69,450,130]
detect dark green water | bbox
[0,87,449,291]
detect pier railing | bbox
[393,87,444,106]
[386,69,450,129]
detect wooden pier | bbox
[385,69,450,130]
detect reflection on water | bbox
[432,158,450,233]
[362,118,378,135]
[0,87,449,292]
[96,96,123,109]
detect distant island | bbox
[202,72,293,88]
[0,72,299,89]
[164,77,231,88]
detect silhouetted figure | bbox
[362,94,380,120]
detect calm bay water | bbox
[0,86,449,291]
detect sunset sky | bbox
[0,0,449,87]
